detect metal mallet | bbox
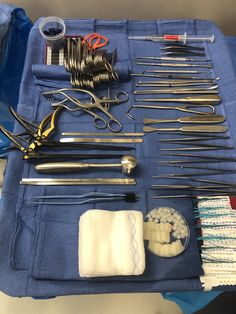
[35,155,137,175]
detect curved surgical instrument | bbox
[125,104,215,120]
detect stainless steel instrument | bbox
[135,82,218,88]
[143,115,225,124]
[20,178,136,185]
[136,56,211,62]
[159,145,234,151]
[158,135,230,142]
[29,192,139,205]
[136,61,212,68]
[126,104,215,119]
[143,125,228,133]
[134,87,218,95]
[43,88,129,133]
[136,79,217,84]
[151,184,236,191]
[193,178,236,186]
[164,164,236,172]
[131,73,214,79]
[132,69,209,74]
[35,155,137,175]
[159,153,236,161]
[62,132,145,137]
[150,195,196,199]
[162,45,206,50]
[153,170,236,177]
[163,51,205,57]
[135,95,221,104]
[158,159,236,164]
[150,194,236,199]
[152,170,235,179]
[60,137,143,143]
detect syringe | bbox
[128,32,215,44]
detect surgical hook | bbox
[125,104,215,120]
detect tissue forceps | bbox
[134,69,209,74]
[150,194,236,199]
[159,145,234,151]
[135,95,220,104]
[158,135,229,142]
[136,62,212,68]
[153,171,236,178]
[136,56,211,62]
[135,82,218,88]
[43,88,129,133]
[134,86,219,95]
[131,73,209,79]
[151,185,236,191]
[159,153,236,161]
[126,104,215,119]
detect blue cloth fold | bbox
[0,18,235,298]
[0,4,32,154]
[32,61,131,84]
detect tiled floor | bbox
[0,292,182,314]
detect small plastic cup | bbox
[39,16,66,49]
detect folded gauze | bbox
[79,209,145,277]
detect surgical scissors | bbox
[43,88,129,133]
[125,104,215,119]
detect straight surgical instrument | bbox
[136,62,212,68]
[162,165,235,172]
[162,51,206,57]
[158,135,229,142]
[150,195,197,199]
[35,155,137,175]
[162,44,205,51]
[158,159,236,164]
[144,115,225,124]
[153,170,236,177]
[134,87,218,95]
[150,194,236,199]
[137,79,218,83]
[135,82,218,88]
[133,69,209,74]
[62,132,145,136]
[136,56,211,62]
[159,153,236,162]
[159,145,234,151]
[151,185,236,191]
[143,125,227,133]
[135,95,221,104]
[159,143,231,149]
[193,178,236,186]
[131,73,213,79]
[60,137,143,143]
[20,178,136,185]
